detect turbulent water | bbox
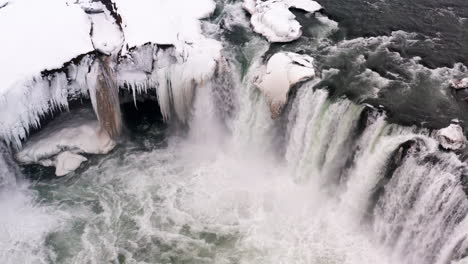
[2,1,468,264]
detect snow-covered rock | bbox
[16,109,115,176]
[55,151,88,177]
[256,52,316,118]
[450,78,468,90]
[86,2,124,55]
[243,0,322,42]
[436,123,466,151]
[112,0,216,49]
[0,0,93,94]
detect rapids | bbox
[1,1,468,264]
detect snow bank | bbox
[243,0,322,42]
[16,109,115,176]
[0,0,93,94]
[112,0,216,49]
[256,52,316,118]
[436,123,466,151]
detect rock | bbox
[55,151,88,177]
[256,52,316,118]
[436,123,466,151]
[450,78,468,90]
[243,0,322,42]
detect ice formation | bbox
[0,0,222,146]
[256,52,316,118]
[243,0,322,42]
[436,123,466,151]
[16,110,115,176]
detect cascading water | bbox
[2,1,468,264]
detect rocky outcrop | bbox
[436,123,466,151]
[256,52,316,118]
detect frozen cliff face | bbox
[0,0,222,147]
[243,0,322,42]
[436,123,466,151]
[16,109,115,176]
[256,52,316,118]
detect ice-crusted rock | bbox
[86,2,124,55]
[0,0,222,147]
[55,151,88,177]
[450,78,468,90]
[16,109,115,176]
[117,38,223,122]
[112,0,216,49]
[436,123,466,151]
[243,0,322,42]
[256,52,316,118]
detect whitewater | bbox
[1,0,468,264]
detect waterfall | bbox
[373,139,468,264]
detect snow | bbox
[450,78,468,89]
[0,0,93,94]
[55,151,87,177]
[436,123,466,151]
[16,109,115,176]
[88,4,124,55]
[256,52,316,117]
[243,0,322,42]
[112,0,216,49]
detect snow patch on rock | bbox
[243,0,322,42]
[436,123,466,151]
[86,2,124,55]
[16,109,115,176]
[256,52,316,118]
[450,78,468,90]
[55,151,88,177]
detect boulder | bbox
[436,123,466,151]
[256,52,315,118]
[243,0,322,42]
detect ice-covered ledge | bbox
[0,0,222,148]
[243,0,322,42]
[16,109,115,176]
[256,52,316,118]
